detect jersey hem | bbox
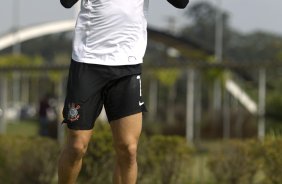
[71,56,143,66]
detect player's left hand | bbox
[60,0,79,9]
[167,0,189,9]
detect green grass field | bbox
[6,120,39,136]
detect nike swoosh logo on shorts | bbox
[139,101,144,106]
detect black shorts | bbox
[62,59,146,130]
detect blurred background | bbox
[1,0,282,183]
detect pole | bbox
[223,88,230,139]
[213,79,222,111]
[148,79,158,122]
[12,0,21,54]
[213,0,223,113]
[195,71,202,142]
[258,68,266,140]
[167,83,176,124]
[12,72,20,105]
[186,68,195,143]
[0,77,8,134]
[21,74,30,104]
[215,0,223,63]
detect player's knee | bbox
[66,141,88,161]
[115,143,138,162]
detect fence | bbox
[0,61,282,143]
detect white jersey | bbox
[72,0,149,66]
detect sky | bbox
[0,0,282,36]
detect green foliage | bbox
[0,135,59,184]
[230,32,282,61]
[202,68,225,82]
[0,54,44,79]
[0,54,43,67]
[208,139,261,184]
[266,92,282,121]
[79,123,194,184]
[47,70,65,83]
[261,137,282,184]
[208,138,282,184]
[154,68,181,87]
[275,50,282,60]
[4,125,282,184]
[0,53,67,86]
[0,131,195,184]
[138,135,194,184]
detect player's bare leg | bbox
[58,129,93,184]
[110,113,142,184]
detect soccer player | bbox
[58,0,188,184]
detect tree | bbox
[181,1,231,52]
[226,31,282,62]
[181,1,282,63]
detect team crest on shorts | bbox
[68,103,80,122]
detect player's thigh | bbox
[110,113,142,146]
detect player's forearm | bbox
[167,0,189,9]
[60,0,79,8]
